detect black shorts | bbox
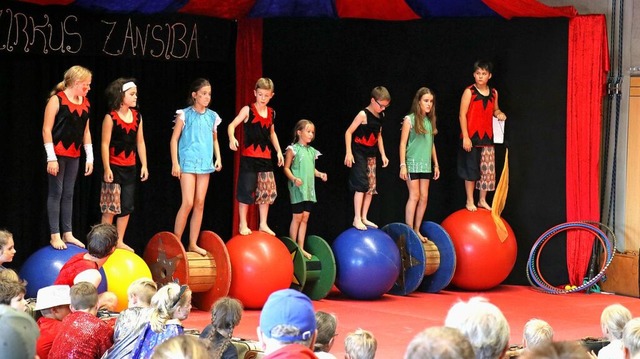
[237,157,275,204]
[457,146,481,181]
[408,172,433,180]
[291,201,315,214]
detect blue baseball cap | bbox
[260,289,316,341]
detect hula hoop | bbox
[527,221,616,294]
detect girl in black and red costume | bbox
[42,65,94,250]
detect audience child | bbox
[523,318,554,350]
[0,304,40,359]
[0,229,16,271]
[519,341,591,359]
[35,285,72,359]
[42,65,93,249]
[227,77,284,236]
[0,274,27,312]
[150,335,209,359]
[131,283,193,359]
[53,223,119,311]
[257,288,317,358]
[404,326,475,359]
[623,317,640,359]
[102,277,158,359]
[597,304,632,359]
[444,296,510,359]
[314,311,338,359]
[49,282,114,359]
[344,86,390,230]
[344,329,377,359]
[200,296,243,359]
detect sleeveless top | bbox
[405,114,434,173]
[352,108,382,157]
[464,84,497,146]
[52,91,91,158]
[242,103,274,159]
[108,109,141,167]
[287,143,321,204]
[177,106,221,174]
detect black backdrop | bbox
[0,4,570,286]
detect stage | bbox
[181,285,640,358]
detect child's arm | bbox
[493,91,507,121]
[314,169,328,182]
[399,116,411,180]
[170,111,185,179]
[283,148,301,186]
[431,143,440,180]
[137,118,149,181]
[227,106,249,151]
[344,111,366,167]
[213,131,222,171]
[270,126,284,167]
[83,118,93,176]
[459,88,473,152]
[101,114,114,183]
[377,129,389,168]
[42,96,60,176]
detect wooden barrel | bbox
[423,239,441,276]
[185,252,216,292]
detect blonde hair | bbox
[0,269,19,282]
[255,77,274,91]
[523,318,554,348]
[49,65,92,97]
[127,277,158,306]
[601,304,632,340]
[149,283,192,333]
[70,282,98,310]
[0,230,12,255]
[371,86,390,101]
[344,329,377,359]
[151,334,209,359]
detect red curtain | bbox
[480,0,577,18]
[335,0,420,20]
[232,18,263,236]
[565,15,609,285]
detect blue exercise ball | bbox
[19,244,102,298]
[332,228,401,299]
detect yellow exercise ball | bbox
[103,249,153,312]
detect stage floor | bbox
[182,285,639,358]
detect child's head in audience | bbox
[601,304,632,340]
[127,277,158,308]
[314,311,338,353]
[70,281,99,312]
[344,328,376,359]
[150,334,208,359]
[0,230,16,267]
[149,283,192,333]
[0,273,27,312]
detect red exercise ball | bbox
[441,209,517,290]
[227,232,293,309]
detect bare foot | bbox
[362,219,378,228]
[239,226,252,236]
[259,225,275,236]
[353,219,367,231]
[416,231,427,243]
[50,234,67,250]
[188,245,207,256]
[117,243,135,252]
[300,249,313,260]
[62,232,85,248]
[477,201,492,210]
[465,202,478,212]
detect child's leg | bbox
[258,203,275,236]
[59,158,84,248]
[238,203,251,235]
[478,190,491,210]
[297,211,312,259]
[464,180,477,212]
[48,171,66,249]
[476,146,495,210]
[413,179,431,242]
[361,193,377,228]
[188,174,210,256]
[174,173,196,241]
[115,215,134,252]
[289,212,303,242]
[404,178,420,232]
[352,192,366,230]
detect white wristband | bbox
[84,144,94,164]
[44,143,57,162]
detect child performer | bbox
[344,86,390,230]
[399,88,440,242]
[283,120,328,259]
[170,79,222,256]
[228,78,284,236]
[100,79,148,252]
[458,60,507,211]
[200,296,243,359]
[42,65,93,250]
